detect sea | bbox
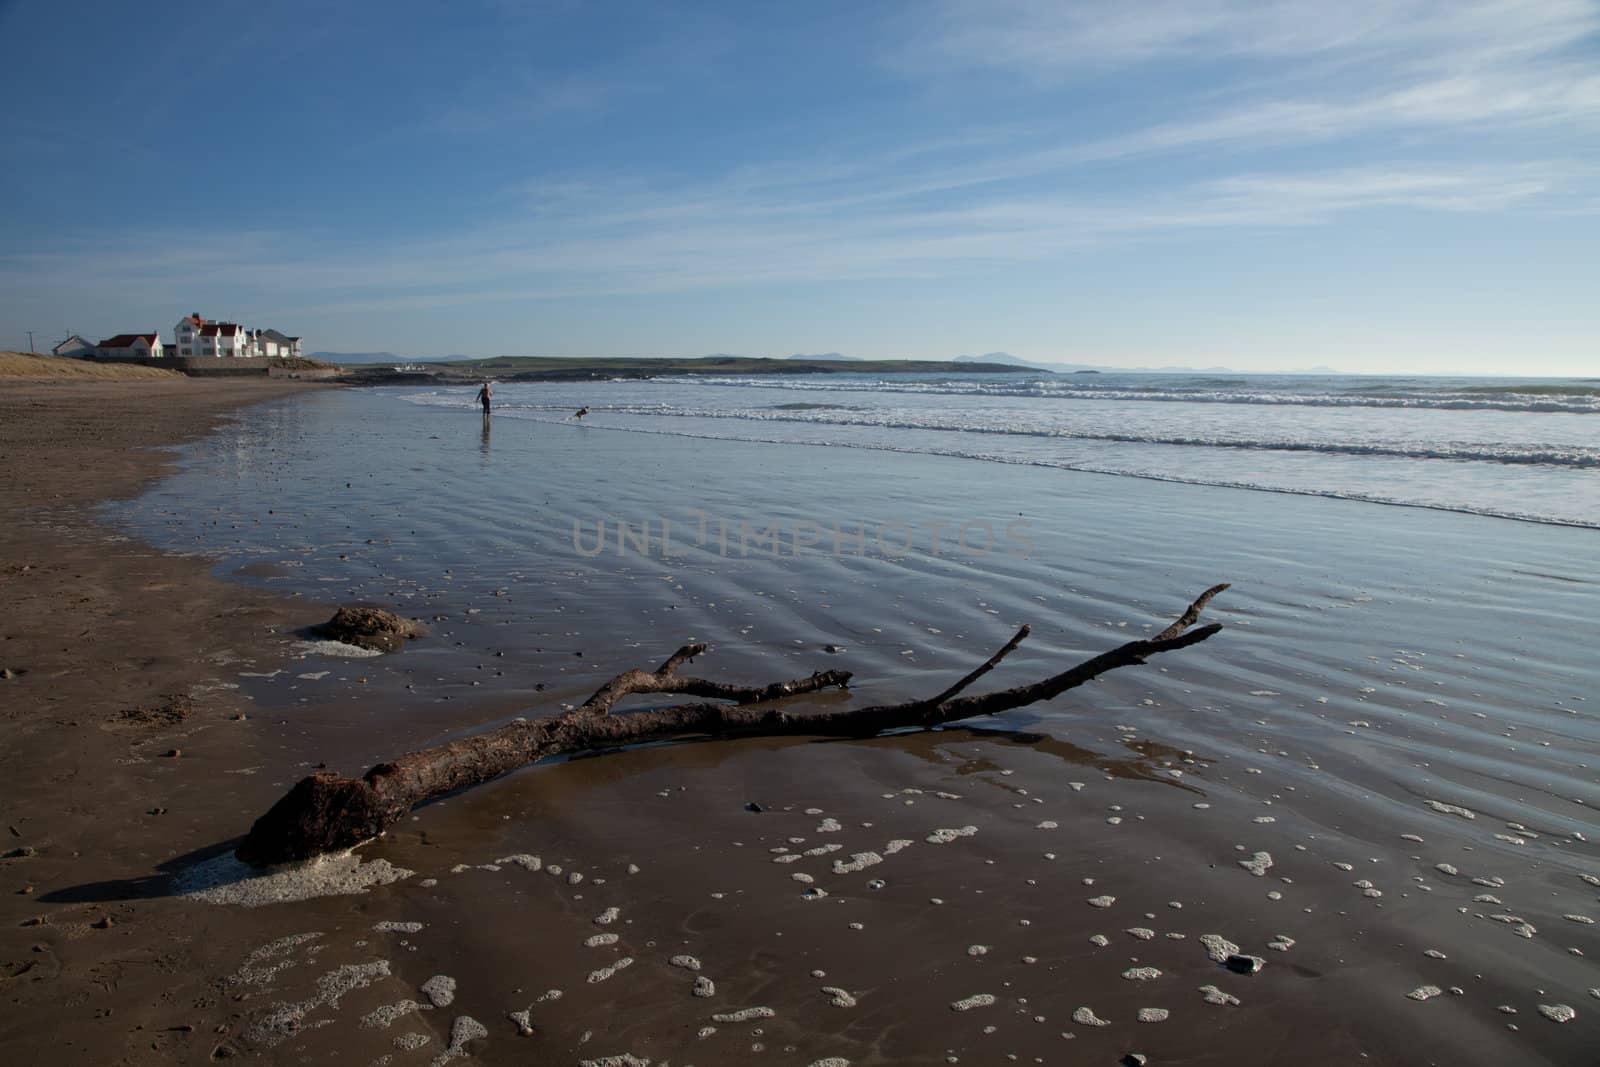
[412,371,1600,527]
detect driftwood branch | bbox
[236,584,1228,866]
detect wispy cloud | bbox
[6,1,1597,346]
[6,154,1579,323]
[896,0,1599,77]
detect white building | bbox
[96,333,165,359]
[174,313,302,358]
[52,334,96,358]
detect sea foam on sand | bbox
[173,849,414,907]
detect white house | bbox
[259,328,303,358]
[96,333,165,359]
[174,313,302,358]
[174,313,206,357]
[199,321,247,357]
[52,334,96,358]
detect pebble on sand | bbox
[1407,986,1444,1002]
[1136,1008,1169,1023]
[1071,1007,1110,1027]
[1199,985,1240,1006]
[1537,1004,1576,1023]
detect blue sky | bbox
[2,0,1596,374]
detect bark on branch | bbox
[236,584,1228,866]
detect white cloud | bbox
[899,0,1599,76]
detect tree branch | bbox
[235,586,1227,866]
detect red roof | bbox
[182,314,206,328]
[97,333,158,348]
[200,322,242,337]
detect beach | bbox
[0,380,338,1063]
[2,380,1597,1065]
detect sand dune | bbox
[0,351,180,379]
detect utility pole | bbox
[26,330,35,353]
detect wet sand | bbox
[0,380,343,1063]
[3,385,1597,1065]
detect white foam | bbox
[175,851,413,907]
[432,1015,488,1065]
[420,975,456,1008]
[292,639,384,659]
[249,961,392,1046]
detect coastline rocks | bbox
[312,606,423,652]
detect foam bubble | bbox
[250,961,392,1046]
[1199,934,1239,963]
[1426,801,1476,820]
[1238,851,1273,876]
[175,851,413,907]
[951,994,996,1011]
[587,958,634,984]
[362,1000,424,1029]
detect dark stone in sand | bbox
[312,606,423,652]
[745,802,764,813]
[2,846,35,859]
[1122,1055,1148,1067]
[1225,954,1266,974]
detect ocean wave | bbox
[408,393,1600,469]
[399,394,1598,529]
[653,376,1600,414]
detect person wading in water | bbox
[476,381,493,415]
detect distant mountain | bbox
[952,353,1349,375]
[953,352,1098,372]
[786,352,860,361]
